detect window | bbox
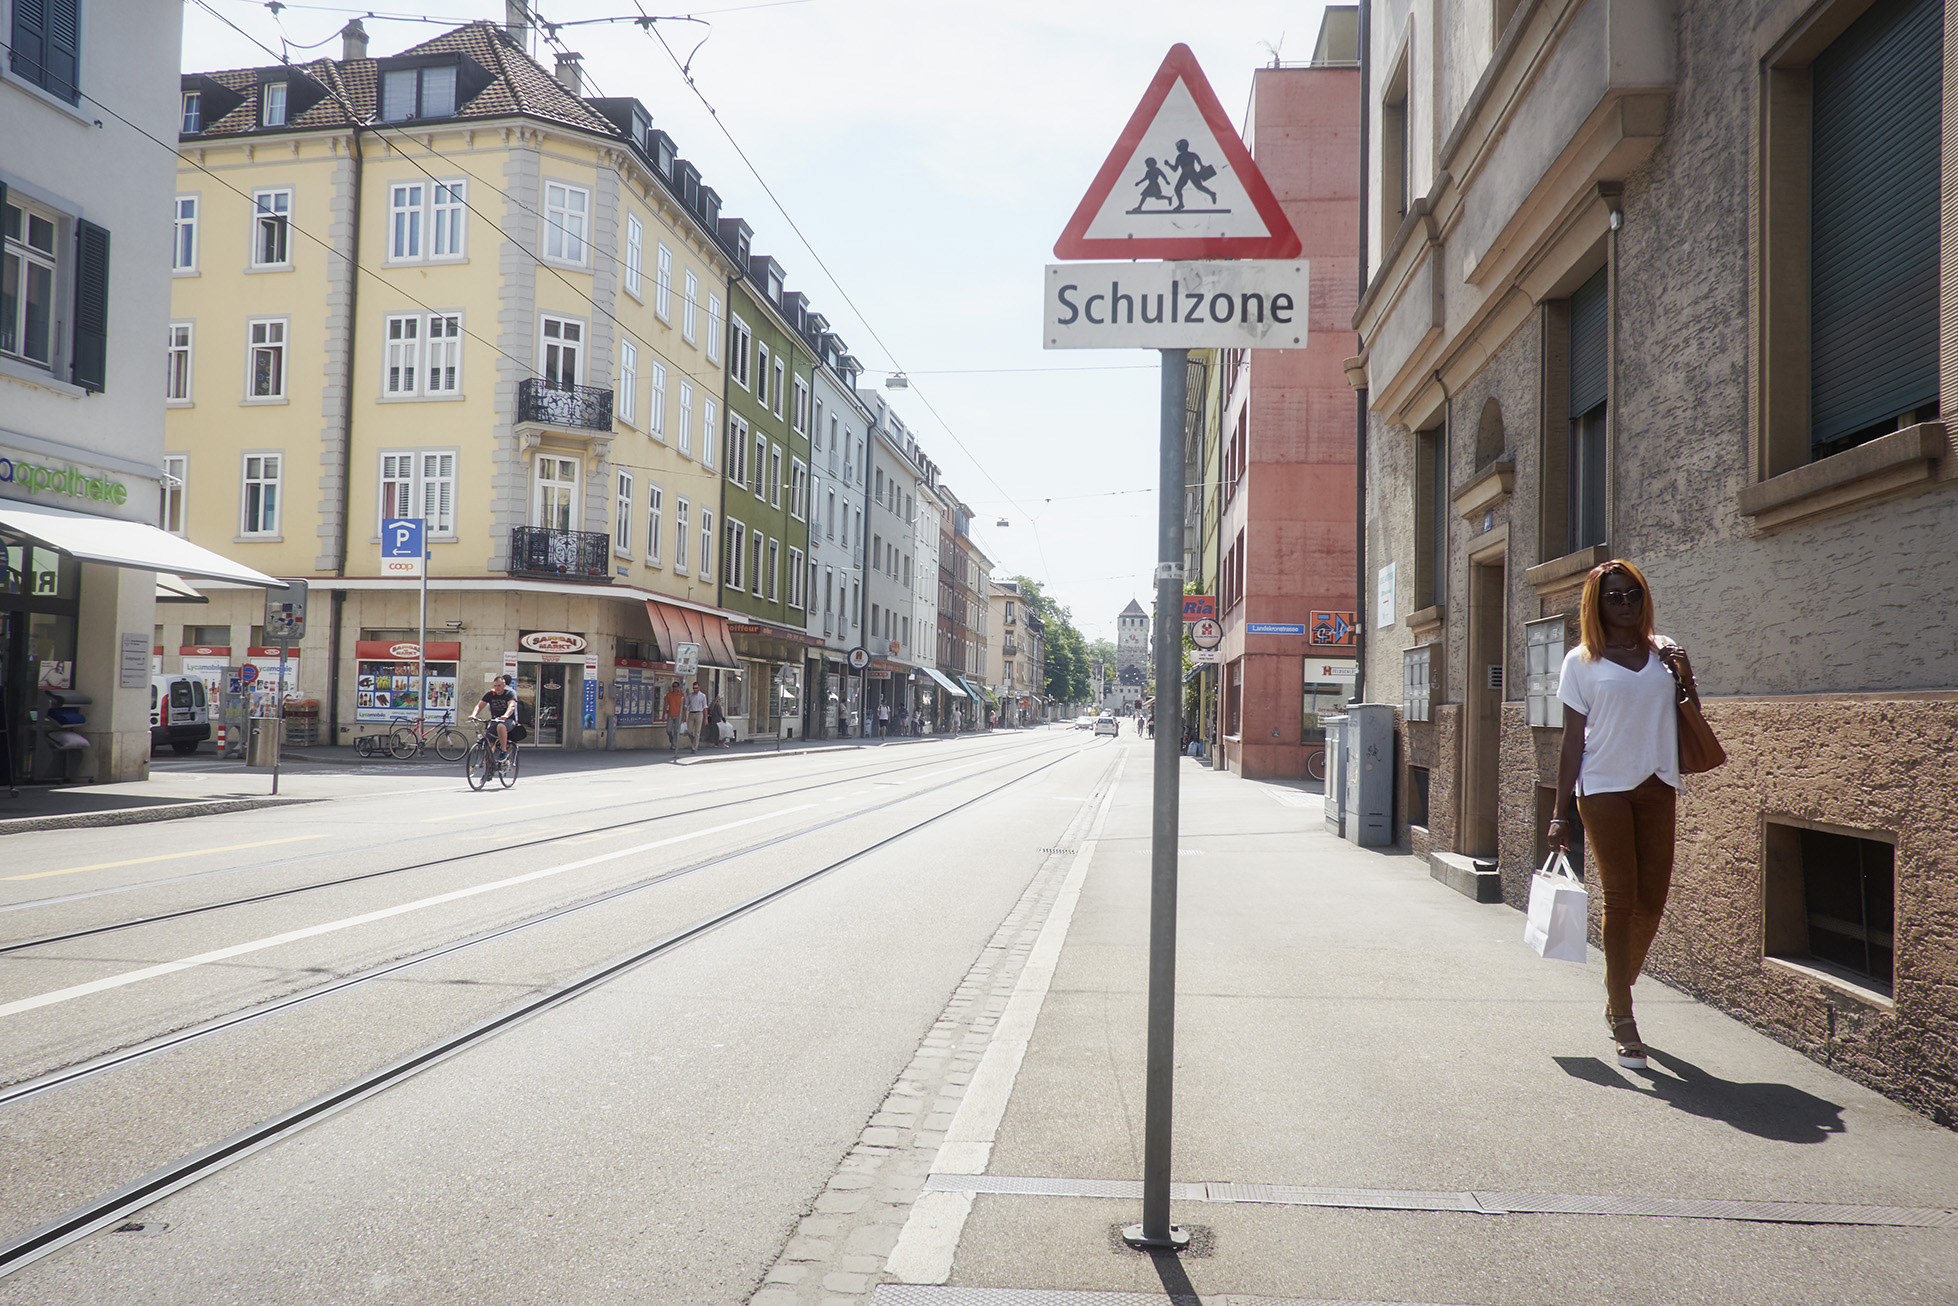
[654,242,670,318]
[389,183,424,259]
[383,312,460,397]
[766,538,779,601]
[875,468,884,501]
[173,196,198,272]
[902,555,911,590]
[649,361,667,440]
[729,414,750,486]
[624,215,643,299]
[534,455,578,530]
[755,435,769,500]
[825,488,836,539]
[380,449,456,534]
[702,398,717,470]
[431,182,465,258]
[381,64,457,121]
[9,0,79,101]
[614,471,635,556]
[813,400,825,453]
[1403,644,1432,723]
[241,454,282,535]
[674,377,690,452]
[729,315,751,386]
[792,378,810,434]
[618,340,638,427]
[1566,267,1608,554]
[769,445,784,508]
[251,189,292,268]
[640,478,660,563]
[752,533,766,596]
[726,520,746,589]
[247,318,287,399]
[674,498,689,572]
[699,507,714,583]
[1525,616,1565,727]
[160,454,188,533]
[182,92,202,134]
[543,182,588,264]
[682,270,698,344]
[262,81,287,127]
[1380,51,1409,245]
[166,322,193,403]
[851,581,860,626]
[788,547,805,608]
[1415,424,1448,609]
[1766,823,1896,996]
[773,357,786,418]
[756,343,770,407]
[706,294,723,364]
[540,315,581,385]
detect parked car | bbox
[151,673,211,754]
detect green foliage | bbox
[1012,575,1092,705]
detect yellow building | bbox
[166,19,747,749]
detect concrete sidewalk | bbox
[875,744,1958,1305]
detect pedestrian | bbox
[877,700,890,740]
[1132,156,1172,210]
[898,703,910,737]
[663,681,686,751]
[1547,559,1700,1071]
[686,681,707,752]
[1170,137,1219,210]
[705,694,728,747]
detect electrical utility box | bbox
[1340,703,1396,847]
[1321,712,1349,837]
[264,579,308,642]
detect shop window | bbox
[1765,823,1895,996]
[185,625,230,647]
[1525,615,1565,726]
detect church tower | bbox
[1112,599,1149,711]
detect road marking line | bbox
[2,836,328,883]
[420,800,566,822]
[886,756,1125,1284]
[0,804,815,1020]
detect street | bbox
[2,729,1953,1305]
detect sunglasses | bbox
[1601,587,1646,606]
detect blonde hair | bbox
[1578,558,1656,660]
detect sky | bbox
[180,0,1332,642]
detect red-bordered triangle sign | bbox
[1055,44,1300,261]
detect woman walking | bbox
[1547,560,1701,1070]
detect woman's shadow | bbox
[1555,1047,1846,1143]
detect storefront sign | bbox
[1310,611,1358,647]
[582,653,598,729]
[353,640,460,721]
[180,646,231,657]
[246,647,303,659]
[0,455,129,505]
[519,631,586,654]
[1307,658,1359,683]
[503,650,520,680]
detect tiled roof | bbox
[183,21,619,141]
[1121,599,1147,616]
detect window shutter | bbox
[43,0,78,102]
[71,220,110,393]
[9,0,45,95]
[1809,0,1943,452]
[1567,267,1608,418]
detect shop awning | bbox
[959,677,996,707]
[922,667,968,698]
[155,573,209,603]
[0,499,283,587]
[644,600,739,670]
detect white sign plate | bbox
[1045,260,1309,350]
[1191,648,1221,665]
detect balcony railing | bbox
[1002,638,1018,655]
[508,526,610,580]
[517,378,614,432]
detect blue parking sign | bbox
[382,518,424,578]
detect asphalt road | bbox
[0,728,1118,1303]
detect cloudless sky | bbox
[181,0,1331,641]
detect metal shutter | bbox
[1568,267,1608,418]
[71,220,110,393]
[1809,0,1943,452]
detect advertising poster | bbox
[354,640,461,722]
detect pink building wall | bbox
[1221,64,1360,780]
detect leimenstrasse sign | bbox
[1045,43,1306,352]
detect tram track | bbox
[0,733,1081,955]
[0,738,1120,1280]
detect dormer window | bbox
[262,80,287,127]
[381,63,457,121]
[182,92,202,134]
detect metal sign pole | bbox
[417,524,429,733]
[272,637,288,796]
[1126,348,1190,1251]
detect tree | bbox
[1013,575,1092,705]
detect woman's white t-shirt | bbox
[1556,636,1680,796]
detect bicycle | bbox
[389,716,470,761]
[464,719,520,790]
[1306,745,1326,782]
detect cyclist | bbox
[471,675,520,762]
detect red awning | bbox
[645,601,740,670]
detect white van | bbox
[150,673,211,754]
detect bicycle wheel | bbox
[497,745,519,788]
[464,740,490,790]
[432,725,470,762]
[355,734,377,758]
[1306,748,1325,782]
[387,725,421,760]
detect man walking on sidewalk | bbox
[664,682,686,751]
[877,700,890,741]
[685,682,707,752]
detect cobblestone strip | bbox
[747,765,1115,1306]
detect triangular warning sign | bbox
[1054,44,1301,261]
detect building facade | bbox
[1353,0,1958,1121]
[856,389,937,730]
[990,579,1046,726]
[802,327,867,738]
[1110,599,1148,713]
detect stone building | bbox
[1351,0,1958,1121]
[1109,599,1148,713]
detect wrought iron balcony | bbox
[517,377,614,432]
[508,526,611,580]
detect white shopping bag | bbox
[1523,851,1589,963]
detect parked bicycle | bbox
[464,719,520,790]
[388,716,470,761]
[1306,745,1326,782]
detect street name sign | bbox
[1245,622,1307,635]
[381,517,424,579]
[1054,43,1300,261]
[1045,260,1308,350]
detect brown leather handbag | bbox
[1667,652,1726,773]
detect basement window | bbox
[1764,822,1895,997]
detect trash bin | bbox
[247,716,280,767]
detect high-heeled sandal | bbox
[1606,1012,1647,1070]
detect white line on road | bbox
[0,804,816,1020]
